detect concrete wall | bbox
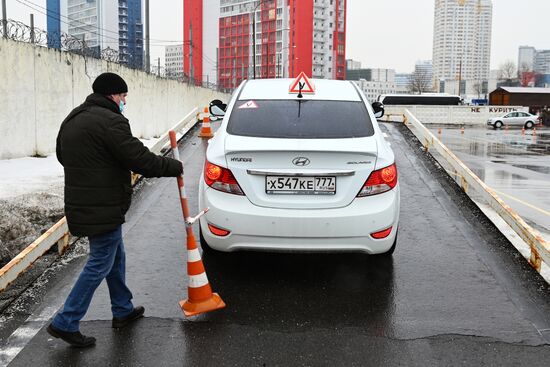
[381,105,529,125]
[0,38,229,159]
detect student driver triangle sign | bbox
[289,72,315,94]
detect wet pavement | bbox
[427,125,550,240]
[1,123,550,366]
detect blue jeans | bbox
[52,225,134,332]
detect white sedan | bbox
[487,111,540,129]
[198,78,400,255]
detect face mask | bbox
[119,101,125,113]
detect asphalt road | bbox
[2,123,550,366]
[429,125,550,240]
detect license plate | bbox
[265,176,336,195]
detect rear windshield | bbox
[227,100,374,139]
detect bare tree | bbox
[497,60,517,86]
[473,82,484,99]
[408,69,432,94]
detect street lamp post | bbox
[292,57,298,78]
[2,0,8,39]
[280,44,295,78]
[251,0,274,79]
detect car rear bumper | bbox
[199,182,400,254]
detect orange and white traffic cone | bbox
[460,127,465,134]
[521,127,525,135]
[169,131,225,317]
[198,107,214,139]
[180,238,225,316]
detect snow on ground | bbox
[0,192,65,267]
[0,154,64,200]
[0,137,159,200]
[0,154,65,266]
[0,138,162,266]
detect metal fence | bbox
[2,19,223,91]
[3,19,120,62]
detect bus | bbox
[377,94,462,106]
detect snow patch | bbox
[0,193,64,267]
[0,154,63,200]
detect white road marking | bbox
[0,306,60,366]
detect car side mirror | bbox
[372,101,385,119]
[209,99,227,117]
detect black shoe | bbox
[47,324,96,348]
[112,306,145,329]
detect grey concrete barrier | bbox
[383,105,529,125]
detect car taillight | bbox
[204,160,244,195]
[357,163,398,197]
[208,223,231,237]
[371,227,393,239]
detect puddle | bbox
[512,164,550,175]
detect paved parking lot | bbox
[428,125,550,241]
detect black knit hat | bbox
[92,72,128,95]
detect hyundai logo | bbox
[292,157,310,166]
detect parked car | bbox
[487,112,539,129]
[199,78,400,255]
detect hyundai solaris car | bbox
[198,78,400,255]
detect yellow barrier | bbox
[0,107,199,293]
[403,109,550,273]
[0,218,69,292]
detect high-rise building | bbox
[184,0,347,90]
[165,45,184,78]
[517,46,550,75]
[518,46,537,72]
[119,1,144,69]
[536,51,550,74]
[46,0,144,69]
[432,0,492,87]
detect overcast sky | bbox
[6,0,550,73]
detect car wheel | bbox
[494,121,503,129]
[375,229,397,257]
[199,226,214,253]
[525,121,534,129]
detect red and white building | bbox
[183,0,346,90]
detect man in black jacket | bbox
[47,73,183,347]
